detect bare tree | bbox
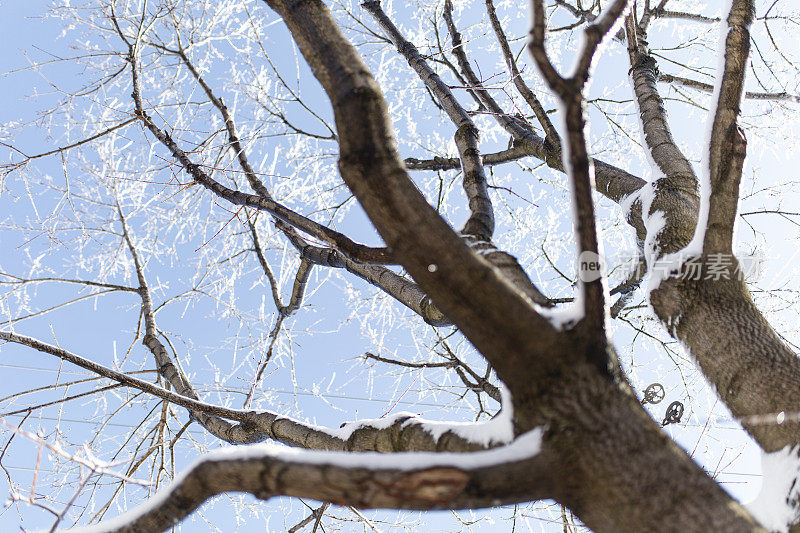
[1,0,800,531]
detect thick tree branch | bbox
[647,1,800,463]
[70,431,552,533]
[702,0,754,255]
[624,13,695,184]
[362,0,494,238]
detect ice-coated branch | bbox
[0,273,137,293]
[440,0,537,142]
[702,0,754,255]
[0,117,138,176]
[242,218,313,407]
[173,46,273,200]
[125,47,393,265]
[528,0,630,342]
[362,0,493,238]
[72,431,549,533]
[648,8,720,25]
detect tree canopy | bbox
[1,0,800,531]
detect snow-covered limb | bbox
[699,0,754,256]
[528,0,630,345]
[66,430,546,533]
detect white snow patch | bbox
[330,384,515,447]
[537,302,585,330]
[746,445,800,532]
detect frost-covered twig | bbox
[440,0,537,142]
[0,419,149,486]
[123,43,393,265]
[242,218,314,408]
[484,0,559,146]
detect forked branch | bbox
[528,0,630,341]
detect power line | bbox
[0,364,762,430]
[0,363,482,410]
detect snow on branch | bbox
[695,0,755,256]
[528,0,630,342]
[67,429,545,533]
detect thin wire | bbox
[0,363,478,410]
